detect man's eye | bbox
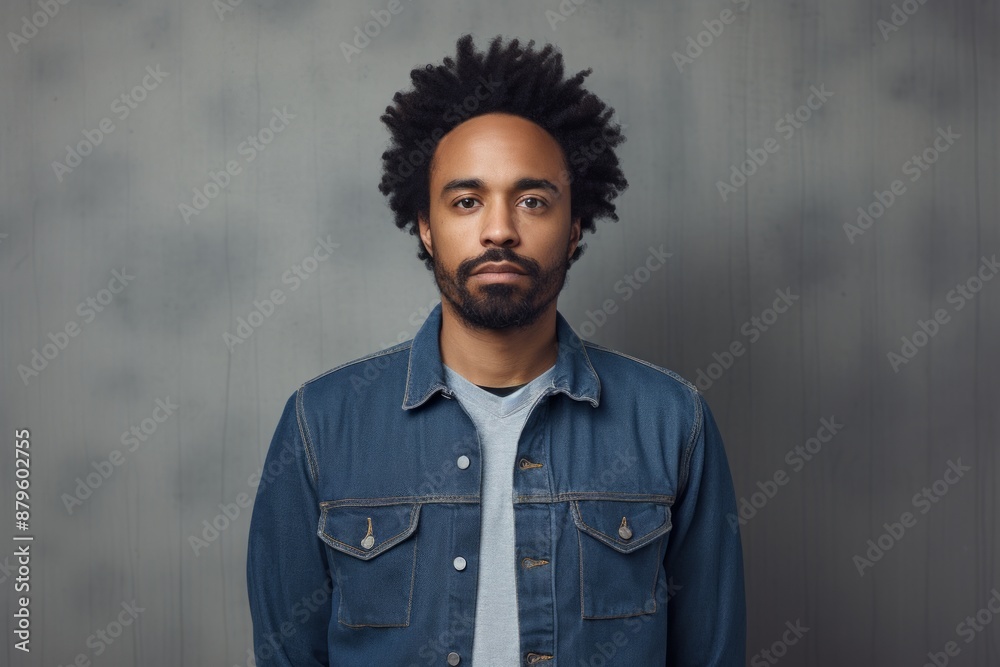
[521,197,546,209]
[455,198,478,209]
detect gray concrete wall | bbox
[1,0,997,664]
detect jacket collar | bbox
[402,301,601,410]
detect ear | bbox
[568,216,582,259]
[418,212,433,257]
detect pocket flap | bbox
[318,502,420,560]
[571,499,671,554]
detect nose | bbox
[479,199,519,249]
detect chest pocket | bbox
[571,499,672,619]
[317,502,420,628]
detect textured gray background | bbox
[1,0,998,665]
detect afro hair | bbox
[378,34,629,271]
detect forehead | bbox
[430,113,567,182]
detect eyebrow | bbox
[439,177,561,198]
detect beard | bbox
[431,244,570,331]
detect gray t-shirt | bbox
[442,362,557,666]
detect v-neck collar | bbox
[442,363,557,418]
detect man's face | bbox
[418,112,581,330]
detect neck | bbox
[438,299,559,388]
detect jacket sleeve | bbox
[663,392,746,666]
[246,388,332,666]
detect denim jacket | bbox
[247,302,746,666]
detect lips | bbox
[471,262,526,276]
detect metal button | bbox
[618,516,632,540]
[453,556,467,571]
[457,455,470,470]
[447,651,461,665]
[361,517,375,549]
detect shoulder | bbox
[582,339,707,441]
[582,339,700,397]
[294,339,414,406]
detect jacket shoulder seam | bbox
[294,384,320,487]
[300,341,412,388]
[678,391,705,500]
[581,341,700,394]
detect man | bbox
[247,34,745,666]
